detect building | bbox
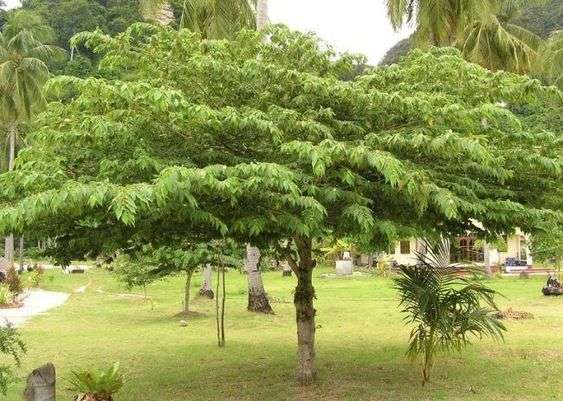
[386,229,533,272]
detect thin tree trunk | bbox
[483,242,493,277]
[292,237,316,385]
[19,236,24,271]
[184,270,193,314]
[215,263,226,347]
[256,0,269,30]
[221,264,226,345]
[282,261,292,277]
[245,244,274,314]
[4,125,16,267]
[199,264,214,299]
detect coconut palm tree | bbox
[386,0,492,47]
[462,1,543,73]
[538,30,563,88]
[0,10,62,266]
[385,0,543,73]
[256,0,268,30]
[139,0,256,38]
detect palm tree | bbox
[385,0,543,73]
[0,10,62,267]
[256,0,268,30]
[538,30,563,88]
[386,0,492,47]
[139,0,256,38]
[462,1,543,73]
[394,239,506,385]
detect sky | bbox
[2,0,413,63]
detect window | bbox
[400,240,411,254]
[451,236,484,263]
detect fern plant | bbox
[394,240,506,385]
[68,363,124,401]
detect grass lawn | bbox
[4,267,562,401]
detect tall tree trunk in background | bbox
[155,1,175,26]
[292,237,316,385]
[199,264,214,298]
[18,236,24,270]
[282,261,292,276]
[256,0,268,30]
[245,244,274,314]
[4,125,16,267]
[183,270,193,314]
[483,242,493,277]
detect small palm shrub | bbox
[68,363,124,401]
[394,240,506,385]
[0,286,12,306]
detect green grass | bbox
[4,267,562,400]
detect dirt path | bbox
[0,289,70,327]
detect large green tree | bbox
[0,25,560,384]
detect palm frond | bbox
[394,238,505,384]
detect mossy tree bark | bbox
[290,236,316,385]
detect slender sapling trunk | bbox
[184,270,193,314]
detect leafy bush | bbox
[5,268,22,296]
[27,271,42,288]
[0,285,12,306]
[27,265,45,288]
[68,362,124,401]
[394,240,506,385]
[0,324,26,395]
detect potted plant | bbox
[68,363,124,401]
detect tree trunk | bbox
[367,253,374,269]
[215,264,226,347]
[184,270,193,313]
[4,125,16,267]
[282,261,292,277]
[293,237,316,385]
[245,244,274,314]
[199,264,214,299]
[24,363,56,401]
[19,236,24,271]
[256,0,269,30]
[154,1,174,26]
[483,242,493,277]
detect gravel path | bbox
[0,289,70,327]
